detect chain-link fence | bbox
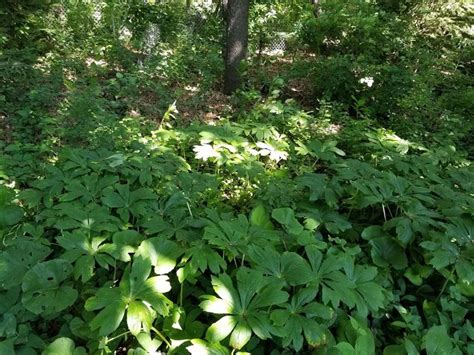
[261,32,296,56]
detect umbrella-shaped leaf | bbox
[21,259,77,315]
[0,240,51,288]
[42,337,86,355]
[206,315,237,343]
[229,322,252,350]
[89,299,127,336]
[136,238,183,275]
[127,301,153,336]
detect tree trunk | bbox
[223,0,249,95]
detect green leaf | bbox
[206,315,237,343]
[200,296,233,314]
[249,280,289,309]
[136,238,183,275]
[383,344,407,355]
[89,299,127,336]
[248,247,313,286]
[102,188,125,208]
[355,331,375,355]
[127,301,153,336]
[297,173,327,201]
[0,313,16,338]
[42,337,86,355]
[187,339,230,355]
[102,230,144,262]
[370,237,407,270]
[21,260,77,315]
[424,325,455,355]
[250,205,273,229]
[229,322,252,350]
[396,218,413,246]
[209,274,239,308]
[361,226,384,241]
[85,286,129,336]
[0,338,15,355]
[332,342,356,355]
[303,321,326,348]
[0,205,23,228]
[135,276,172,315]
[281,252,313,286]
[271,208,304,235]
[136,333,162,354]
[404,265,432,286]
[0,240,51,288]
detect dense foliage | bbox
[0,0,472,354]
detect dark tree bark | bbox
[223,0,249,95]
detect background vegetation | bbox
[0,0,473,354]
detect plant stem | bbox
[436,266,455,301]
[106,331,130,344]
[152,326,172,348]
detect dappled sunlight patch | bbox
[85,58,107,68]
[366,129,425,155]
[193,143,220,161]
[255,142,288,162]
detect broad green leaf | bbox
[249,205,273,229]
[0,313,16,338]
[361,226,384,241]
[355,331,375,355]
[187,339,230,355]
[42,337,86,355]
[209,274,239,307]
[200,296,233,314]
[89,299,127,336]
[229,322,252,350]
[184,242,226,275]
[136,238,183,275]
[135,276,172,315]
[297,173,327,201]
[249,280,289,309]
[101,188,125,208]
[0,205,23,228]
[136,333,162,354]
[246,313,274,339]
[248,247,313,286]
[0,338,15,355]
[0,186,15,206]
[383,344,407,355]
[404,265,432,286]
[272,208,304,235]
[21,259,77,315]
[127,301,153,336]
[86,261,170,337]
[303,321,326,348]
[280,252,313,286]
[102,230,144,262]
[331,342,356,355]
[424,325,455,355]
[73,255,94,282]
[396,218,413,246]
[0,240,51,288]
[206,315,237,343]
[370,237,407,270]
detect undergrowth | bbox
[1,94,473,354]
[0,0,473,354]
